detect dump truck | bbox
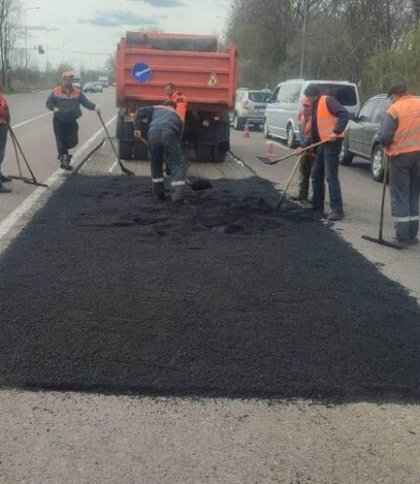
[115,32,238,162]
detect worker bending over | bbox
[134,100,187,202]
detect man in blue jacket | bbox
[46,71,100,170]
[134,100,187,202]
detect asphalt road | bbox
[0,118,420,483]
[230,128,420,303]
[0,87,117,224]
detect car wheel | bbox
[233,113,244,131]
[286,124,296,148]
[371,144,385,182]
[339,138,354,165]
[263,119,271,139]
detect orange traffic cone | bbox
[243,123,250,138]
[265,142,276,157]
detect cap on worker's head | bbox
[302,97,311,106]
[387,82,408,98]
[62,71,75,79]
[303,84,320,98]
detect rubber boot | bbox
[171,184,185,202]
[152,181,166,201]
[62,153,72,171]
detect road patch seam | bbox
[0,115,116,258]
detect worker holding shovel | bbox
[291,97,316,202]
[134,100,187,202]
[300,84,350,221]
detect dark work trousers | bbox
[388,151,420,241]
[148,128,187,187]
[297,151,315,197]
[53,116,79,156]
[0,123,8,179]
[311,139,343,213]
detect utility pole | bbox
[299,0,309,79]
[24,6,40,89]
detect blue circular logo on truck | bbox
[131,62,152,83]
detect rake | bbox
[8,125,48,187]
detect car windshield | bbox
[316,84,358,106]
[249,92,269,103]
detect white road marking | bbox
[12,112,52,129]
[0,115,116,255]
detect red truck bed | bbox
[116,32,237,110]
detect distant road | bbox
[0,87,117,223]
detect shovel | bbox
[97,112,134,176]
[257,140,326,165]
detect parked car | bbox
[83,81,103,93]
[264,79,361,147]
[233,88,271,130]
[339,94,390,181]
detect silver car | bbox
[264,79,361,147]
[233,88,271,130]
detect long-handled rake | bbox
[257,140,326,165]
[8,125,48,187]
[97,112,134,177]
[276,154,304,209]
[361,155,402,250]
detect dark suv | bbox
[339,94,390,181]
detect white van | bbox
[264,79,361,147]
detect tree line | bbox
[0,0,115,91]
[226,0,420,99]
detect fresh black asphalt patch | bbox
[0,174,420,402]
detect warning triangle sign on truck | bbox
[208,73,219,87]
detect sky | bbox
[22,0,231,71]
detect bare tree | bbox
[0,0,21,89]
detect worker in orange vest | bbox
[291,97,315,201]
[379,83,420,247]
[0,91,11,194]
[165,82,188,121]
[301,84,349,221]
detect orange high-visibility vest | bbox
[316,95,344,141]
[386,95,420,156]
[0,94,9,124]
[169,91,187,121]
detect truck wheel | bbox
[133,142,149,161]
[118,141,133,160]
[117,119,134,160]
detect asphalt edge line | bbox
[0,115,116,257]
